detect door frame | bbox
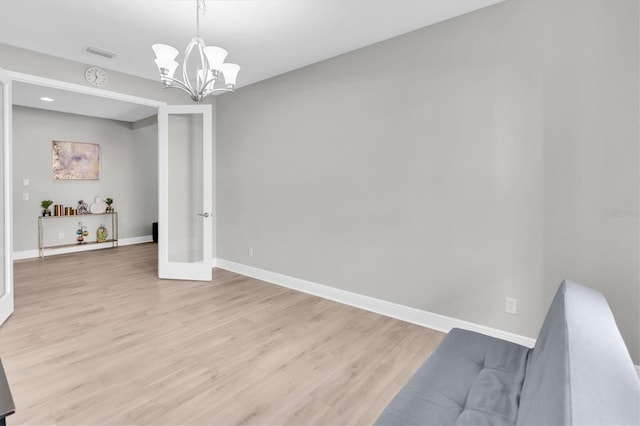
[5,70,165,108]
[0,70,14,325]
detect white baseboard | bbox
[13,235,153,260]
[215,259,537,348]
[119,235,154,246]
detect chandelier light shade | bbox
[152,0,240,103]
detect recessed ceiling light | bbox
[40,97,54,102]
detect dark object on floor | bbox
[152,222,158,243]
[375,280,640,425]
[0,358,15,426]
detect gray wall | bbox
[0,43,189,105]
[541,0,639,363]
[217,0,639,362]
[13,106,158,251]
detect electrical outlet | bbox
[58,232,64,240]
[22,192,29,201]
[505,297,518,315]
[248,248,254,257]
[23,178,29,186]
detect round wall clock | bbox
[85,66,108,87]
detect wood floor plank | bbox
[1,244,445,425]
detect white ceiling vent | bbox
[86,46,118,59]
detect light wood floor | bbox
[0,244,444,425]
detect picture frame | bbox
[52,141,100,180]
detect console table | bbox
[38,212,118,258]
[0,359,14,426]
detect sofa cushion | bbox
[375,328,530,426]
[517,280,640,426]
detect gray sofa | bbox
[375,280,640,425]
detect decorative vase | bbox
[42,209,51,217]
[97,224,108,243]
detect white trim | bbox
[13,235,153,260]
[0,70,14,325]
[4,70,165,108]
[215,259,537,348]
[211,102,217,262]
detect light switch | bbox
[23,178,29,186]
[22,192,29,201]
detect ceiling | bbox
[1,0,504,121]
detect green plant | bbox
[41,200,53,210]
[105,197,113,206]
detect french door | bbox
[0,70,14,326]
[158,105,213,281]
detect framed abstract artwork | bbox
[52,141,100,180]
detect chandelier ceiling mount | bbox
[152,0,240,103]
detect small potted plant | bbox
[105,197,114,213]
[41,200,53,216]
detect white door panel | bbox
[158,104,212,281]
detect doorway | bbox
[2,69,217,326]
[10,74,162,258]
[2,70,165,325]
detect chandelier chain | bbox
[198,0,206,15]
[195,0,206,37]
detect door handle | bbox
[197,212,210,218]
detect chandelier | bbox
[152,0,240,103]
